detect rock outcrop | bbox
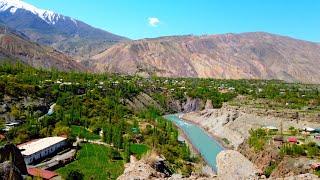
[216,150,260,180]
[238,141,281,173]
[125,92,164,113]
[0,161,24,180]
[204,100,213,110]
[117,155,215,180]
[0,144,28,179]
[270,157,316,178]
[182,97,204,113]
[117,156,165,180]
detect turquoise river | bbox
[164,114,224,171]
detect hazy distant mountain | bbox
[0,0,128,60]
[0,23,86,71]
[91,32,320,84]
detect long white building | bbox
[18,137,67,165]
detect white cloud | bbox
[148,17,160,27]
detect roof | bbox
[304,127,315,132]
[273,136,284,141]
[262,126,278,130]
[177,135,186,142]
[18,137,66,156]
[28,168,58,179]
[287,137,298,142]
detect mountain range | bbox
[0,0,127,59]
[1,0,320,84]
[91,33,320,83]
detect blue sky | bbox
[25,0,320,42]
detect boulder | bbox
[205,100,213,110]
[216,150,260,180]
[0,144,28,179]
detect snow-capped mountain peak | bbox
[0,0,72,25]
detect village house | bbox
[177,135,186,144]
[287,137,298,144]
[273,135,284,147]
[262,126,278,132]
[4,122,20,132]
[18,137,67,165]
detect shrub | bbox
[305,142,320,158]
[264,163,277,177]
[66,170,84,180]
[288,126,298,136]
[280,143,305,156]
[248,128,268,151]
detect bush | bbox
[280,144,305,156]
[66,170,84,180]
[305,142,320,158]
[264,163,277,177]
[248,128,268,151]
[288,126,298,136]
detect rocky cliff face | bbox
[92,32,320,84]
[125,92,207,114]
[125,92,164,113]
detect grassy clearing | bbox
[71,125,100,140]
[130,144,149,159]
[57,143,124,180]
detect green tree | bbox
[53,122,71,137]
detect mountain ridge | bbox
[0,0,128,59]
[0,23,86,71]
[91,32,320,84]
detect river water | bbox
[164,114,224,171]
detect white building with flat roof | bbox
[18,137,67,165]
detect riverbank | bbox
[179,114,233,150]
[169,115,216,176]
[171,126,216,176]
[164,114,224,172]
[182,105,320,149]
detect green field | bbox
[71,125,101,140]
[129,144,149,159]
[57,143,124,180]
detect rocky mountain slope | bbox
[0,24,86,71]
[92,33,320,84]
[0,0,128,59]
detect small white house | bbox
[303,127,316,132]
[262,126,278,131]
[4,122,20,132]
[18,137,67,165]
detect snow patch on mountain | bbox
[0,0,76,25]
